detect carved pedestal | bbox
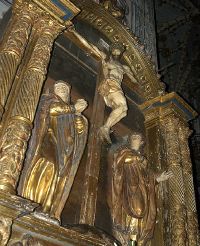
[140,92,199,246]
[0,191,117,246]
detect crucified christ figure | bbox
[68,27,139,143]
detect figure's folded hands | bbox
[74,99,88,114]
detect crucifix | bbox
[66,26,138,225]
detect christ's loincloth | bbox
[98,78,122,97]
[98,78,126,108]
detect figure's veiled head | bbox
[110,42,125,60]
[54,80,71,102]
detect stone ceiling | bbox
[155,0,200,113]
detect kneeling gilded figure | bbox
[19,81,88,221]
[107,133,173,246]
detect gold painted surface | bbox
[178,123,199,245]
[11,17,64,121]
[1,17,65,132]
[107,144,158,245]
[0,1,198,245]
[169,205,187,246]
[187,211,199,245]
[101,0,124,20]
[0,191,116,245]
[20,82,88,221]
[32,0,80,24]
[0,216,12,246]
[74,116,86,134]
[9,234,44,246]
[10,215,115,246]
[0,2,37,119]
[0,116,32,193]
[160,116,187,246]
[140,92,197,118]
[142,97,199,246]
[145,124,166,246]
[0,13,66,194]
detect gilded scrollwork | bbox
[27,17,65,74]
[0,216,12,246]
[2,0,42,55]
[3,13,32,58]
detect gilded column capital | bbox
[140,92,197,125]
[33,14,66,35]
[2,2,40,58]
[26,16,65,75]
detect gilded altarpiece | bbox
[0,1,198,246]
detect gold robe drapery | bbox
[18,93,88,220]
[107,147,157,246]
